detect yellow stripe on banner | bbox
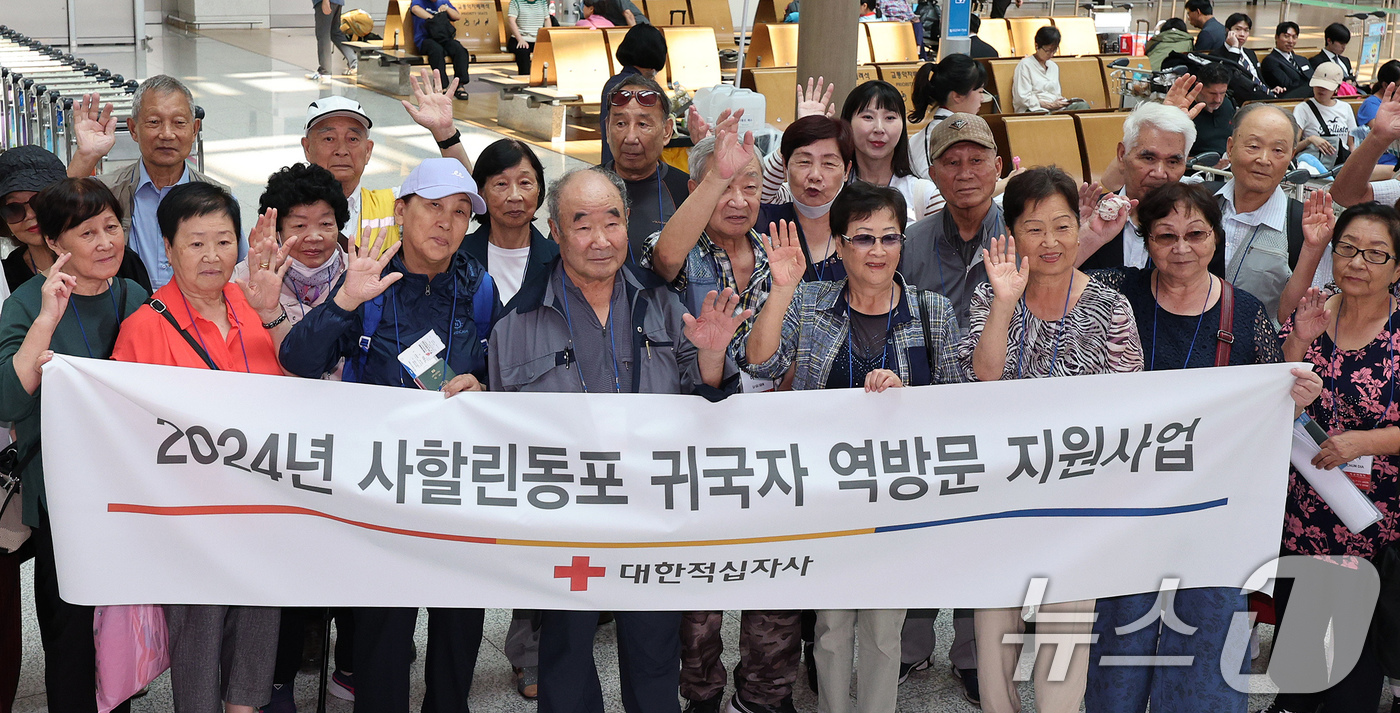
[496,526,879,549]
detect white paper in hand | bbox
[1289,423,1383,533]
[396,330,446,379]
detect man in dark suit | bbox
[1186,0,1226,52]
[1209,12,1279,100]
[1260,21,1315,98]
[968,13,999,58]
[1309,22,1356,83]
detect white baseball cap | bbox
[305,95,373,131]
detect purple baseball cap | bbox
[398,158,486,214]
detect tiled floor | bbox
[9,6,1400,712]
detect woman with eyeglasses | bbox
[739,181,963,713]
[1082,183,1321,713]
[0,146,150,295]
[1269,201,1400,712]
[956,166,1143,713]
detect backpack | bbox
[1202,180,1306,270]
[342,273,497,384]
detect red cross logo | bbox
[554,556,606,591]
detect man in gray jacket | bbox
[488,166,744,713]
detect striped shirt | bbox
[508,0,549,40]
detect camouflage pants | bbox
[679,610,802,706]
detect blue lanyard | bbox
[1230,224,1265,285]
[1328,295,1396,431]
[67,280,122,358]
[1015,275,1074,379]
[559,272,622,393]
[1149,272,1213,370]
[845,283,896,388]
[180,289,251,372]
[391,280,459,388]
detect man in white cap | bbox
[303,70,476,252]
[280,156,493,713]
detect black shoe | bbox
[728,695,796,713]
[453,87,470,100]
[897,655,931,684]
[683,693,722,713]
[803,641,818,693]
[952,665,980,705]
[598,612,615,625]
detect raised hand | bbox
[402,67,459,139]
[1082,194,1136,252]
[688,107,741,143]
[762,220,806,288]
[236,209,299,319]
[334,226,403,311]
[711,119,757,181]
[795,76,836,119]
[683,287,754,353]
[982,235,1028,305]
[1162,74,1204,119]
[1372,83,1400,144]
[863,368,904,393]
[72,93,117,161]
[1301,190,1335,254]
[1291,287,1331,346]
[38,253,75,324]
[1077,181,1103,223]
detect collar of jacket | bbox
[112,158,211,189]
[461,222,555,268]
[382,248,487,296]
[818,272,916,327]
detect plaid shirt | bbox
[641,228,772,353]
[736,275,965,390]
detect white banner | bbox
[41,356,1297,609]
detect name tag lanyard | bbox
[559,272,622,393]
[391,282,459,387]
[180,290,251,373]
[1150,272,1213,370]
[68,281,123,358]
[1015,274,1073,379]
[845,283,895,388]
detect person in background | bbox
[739,183,964,713]
[1331,84,1400,208]
[1260,22,1315,98]
[959,166,1143,713]
[989,0,1021,19]
[1190,62,1238,159]
[408,0,473,100]
[0,145,150,295]
[489,166,744,713]
[907,54,988,179]
[600,24,668,165]
[279,159,494,713]
[859,0,880,21]
[1084,183,1322,713]
[507,0,550,76]
[967,14,999,58]
[876,0,923,55]
[1145,18,1195,71]
[602,74,690,258]
[841,81,943,220]
[66,75,233,288]
[1310,22,1355,84]
[308,0,357,83]
[112,182,290,713]
[1357,60,1400,171]
[1210,12,1276,98]
[464,139,559,314]
[575,0,630,28]
[1012,27,1084,113]
[1184,0,1224,52]
[1294,63,1355,168]
[0,177,151,713]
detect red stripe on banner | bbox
[107,503,498,545]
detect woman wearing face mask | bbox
[0,146,150,295]
[907,54,989,180]
[757,115,855,282]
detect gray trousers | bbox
[814,609,905,713]
[900,608,977,669]
[314,4,357,74]
[165,604,280,713]
[505,609,540,668]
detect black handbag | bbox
[424,11,457,44]
[0,440,40,521]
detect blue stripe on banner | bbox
[872,498,1230,534]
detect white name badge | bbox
[739,372,775,393]
[397,330,446,379]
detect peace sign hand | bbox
[982,235,1028,306]
[333,226,403,311]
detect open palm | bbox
[402,68,458,136]
[73,93,116,159]
[762,220,806,288]
[1301,190,1335,251]
[1292,288,1331,345]
[983,235,1028,304]
[682,288,752,352]
[341,227,403,307]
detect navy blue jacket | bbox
[280,251,494,386]
[460,223,559,314]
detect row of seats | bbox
[742,62,924,128]
[975,17,1102,58]
[741,21,921,68]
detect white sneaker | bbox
[305,72,326,83]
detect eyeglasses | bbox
[1333,242,1397,265]
[1148,229,1213,246]
[1,198,31,225]
[608,89,661,108]
[842,233,905,248]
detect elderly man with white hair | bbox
[1079,101,1198,270]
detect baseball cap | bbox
[305,95,373,131]
[1310,62,1344,91]
[925,113,998,161]
[399,158,487,214]
[0,145,68,199]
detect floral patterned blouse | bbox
[1279,310,1400,559]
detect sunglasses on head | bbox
[0,198,31,225]
[842,233,905,248]
[609,89,661,108]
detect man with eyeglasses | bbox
[600,74,691,259]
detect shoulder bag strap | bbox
[145,298,219,371]
[1215,279,1235,367]
[1305,99,1335,137]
